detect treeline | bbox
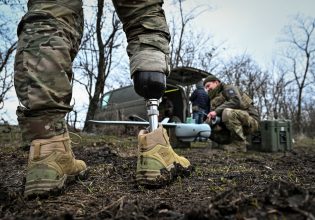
[0,0,314,137]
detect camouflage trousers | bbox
[210,108,259,144]
[14,0,170,143]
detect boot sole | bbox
[136,163,193,187]
[24,168,88,199]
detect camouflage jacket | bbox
[209,83,260,121]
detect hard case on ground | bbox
[249,120,292,152]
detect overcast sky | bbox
[164,0,315,68]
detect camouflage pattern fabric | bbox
[207,83,260,143]
[210,93,225,111]
[112,0,170,76]
[209,83,260,122]
[14,0,170,142]
[210,108,259,144]
[222,108,259,141]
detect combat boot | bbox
[24,132,87,198]
[136,125,192,187]
[222,140,247,153]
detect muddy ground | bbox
[1,128,315,220]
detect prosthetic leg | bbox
[133,72,192,186]
[133,71,165,131]
[146,99,159,132]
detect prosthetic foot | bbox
[136,125,192,186]
[133,71,192,186]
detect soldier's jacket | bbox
[209,83,260,122]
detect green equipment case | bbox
[249,120,292,152]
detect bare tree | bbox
[168,0,222,116]
[280,14,315,133]
[170,0,197,68]
[252,59,294,120]
[0,41,16,110]
[218,54,270,118]
[169,0,220,71]
[73,1,123,131]
[302,97,315,137]
[0,1,23,111]
[271,65,294,119]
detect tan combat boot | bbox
[222,140,247,153]
[24,132,87,198]
[136,125,192,186]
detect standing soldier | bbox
[203,75,260,152]
[190,80,210,124]
[15,0,191,198]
